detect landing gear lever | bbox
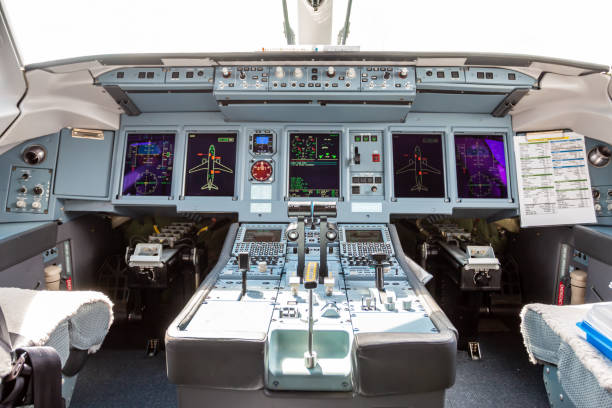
[371,253,389,292]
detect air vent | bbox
[22,145,47,165]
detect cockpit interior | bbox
[0,1,611,407]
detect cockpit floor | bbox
[70,331,548,407]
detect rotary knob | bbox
[399,67,409,79]
[18,186,27,194]
[221,67,231,78]
[286,229,299,241]
[15,200,26,208]
[383,71,391,80]
[347,67,356,79]
[294,67,304,79]
[31,201,42,210]
[33,185,43,195]
[327,66,335,77]
[239,71,246,80]
[274,66,285,79]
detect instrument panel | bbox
[112,114,518,222]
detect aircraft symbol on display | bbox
[395,145,441,192]
[188,145,233,190]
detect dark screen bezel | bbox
[121,132,176,197]
[183,132,238,197]
[287,132,341,198]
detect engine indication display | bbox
[184,133,237,197]
[122,133,175,196]
[251,160,273,182]
[454,134,508,199]
[288,133,340,198]
[392,133,445,198]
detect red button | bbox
[372,154,380,162]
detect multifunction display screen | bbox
[392,133,445,198]
[288,133,340,198]
[252,134,274,154]
[243,229,282,242]
[345,230,384,243]
[454,134,508,199]
[122,133,175,196]
[184,133,237,197]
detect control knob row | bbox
[18,185,43,195]
[15,200,41,209]
[272,66,357,80]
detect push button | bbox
[372,154,380,162]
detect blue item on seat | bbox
[576,321,612,361]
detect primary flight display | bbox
[288,133,340,198]
[122,133,175,196]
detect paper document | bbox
[513,131,596,227]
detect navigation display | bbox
[288,133,340,198]
[346,230,383,243]
[454,134,508,199]
[392,133,445,198]
[122,133,175,196]
[243,229,282,242]
[184,133,237,197]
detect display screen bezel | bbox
[183,132,238,197]
[391,133,446,199]
[120,132,176,197]
[252,134,274,155]
[287,131,341,199]
[453,133,509,200]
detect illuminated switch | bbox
[372,154,380,162]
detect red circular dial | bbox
[251,160,273,182]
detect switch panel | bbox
[166,67,214,84]
[215,66,269,91]
[360,66,415,92]
[416,67,466,84]
[349,132,384,197]
[591,185,612,218]
[270,66,321,91]
[6,167,52,214]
